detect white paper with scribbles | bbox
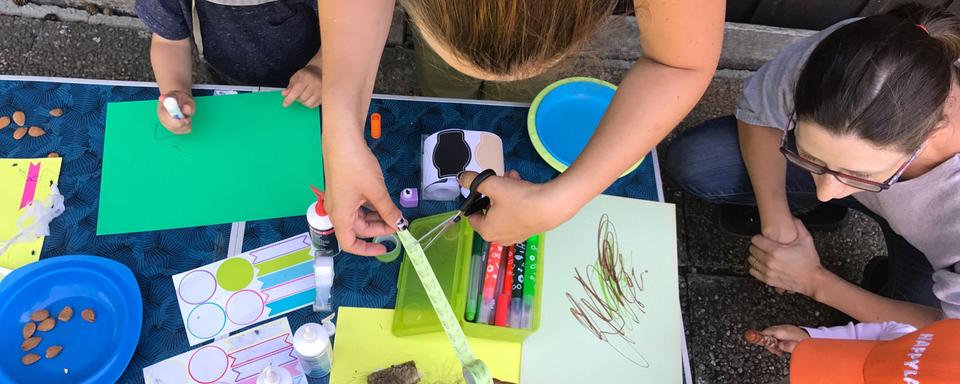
[521,195,680,383]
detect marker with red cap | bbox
[479,243,504,324]
[307,186,340,257]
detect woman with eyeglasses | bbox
[666,4,960,327]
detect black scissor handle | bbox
[460,169,497,216]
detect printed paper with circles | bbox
[143,317,307,384]
[172,233,316,345]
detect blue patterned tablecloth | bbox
[0,78,660,383]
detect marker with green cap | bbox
[521,235,539,328]
[465,235,486,322]
[508,241,526,328]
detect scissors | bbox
[415,168,497,252]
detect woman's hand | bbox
[760,214,799,244]
[759,215,801,294]
[323,137,402,256]
[458,170,574,245]
[748,219,831,297]
[761,324,810,354]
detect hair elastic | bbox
[917,24,929,34]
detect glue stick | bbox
[307,186,340,257]
[293,314,336,378]
[256,364,293,384]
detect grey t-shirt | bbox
[735,18,857,129]
[735,18,960,318]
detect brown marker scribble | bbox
[567,214,651,368]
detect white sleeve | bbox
[802,321,916,341]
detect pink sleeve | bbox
[802,321,917,341]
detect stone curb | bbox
[587,15,816,71]
[0,0,145,30]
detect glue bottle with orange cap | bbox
[307,186,340,257]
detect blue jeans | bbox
[665,116,939,308]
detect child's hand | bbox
[157,91,195,134]
[761,324,810,353]
[284,64,322,108]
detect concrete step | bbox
[1,1,408,45]
[587,16,815,71]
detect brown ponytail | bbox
[794,3,960,153]
[889,3,960,62]
[400,0,618,79]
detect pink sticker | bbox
[19,162,41,209]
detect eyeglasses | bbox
[779,123,921,192]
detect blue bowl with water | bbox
[0,255,142,384]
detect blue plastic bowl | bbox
[0,255,142,384]
[528,77,642,176]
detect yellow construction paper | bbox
[0,158,62,269]
[330,307,521,384]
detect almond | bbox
[37,318,55,332]
[21,336,41,351]
[0,116,9,129]
[12,111,25,126]
[13,127,27,140]
[22,322,36,340]
[57,306,73,322]
[27,126,44,137]
[29,309,49,322]
[21,353,40,365]
[49,108,63,117]
[81,308,96,323]
[45,345,63,359]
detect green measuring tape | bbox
[395,224,492,384]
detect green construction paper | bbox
[98,91,323,235]
[520,195,680,383]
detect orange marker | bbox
[370,113,382,139]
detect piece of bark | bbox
[367,361,420,384]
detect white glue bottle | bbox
[255,364,293,384]
[293,313,336,378]
[307,186,340,257]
